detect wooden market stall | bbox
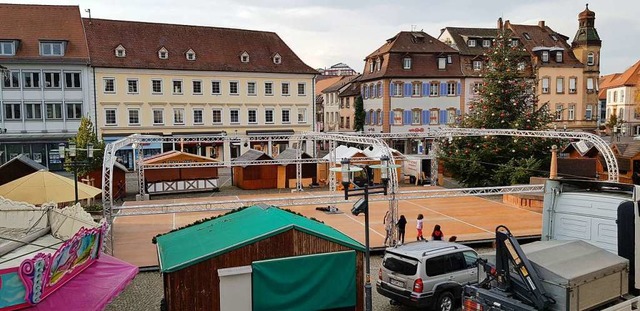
[81,161,128,199]
[275,148,317,189]
[0,154,47,186]
[143,151,219,195]
[232,149,277,190]
[154,205,365,311]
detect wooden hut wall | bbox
[0,161,39,186]
[234,165,277,190]
[164,229,364,311]
[285,163,317,184]
[145,167,218,183]
[81,167,126,191]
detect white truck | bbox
[463,179,640,311]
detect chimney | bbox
[497,17,503,30]
[549,145,558,179]
[538,20,546,28]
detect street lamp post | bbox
[331,155,398,311]
[59,142,94,204]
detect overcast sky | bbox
[9,0,638,75]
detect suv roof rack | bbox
[422,245,458,257]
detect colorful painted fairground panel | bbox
[0,222,107,310]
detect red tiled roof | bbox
[82,18,317,74]
[360,31,462,82]
[507,22,582,68]
[315,76,344,95]
[606,60,640,88]
[598,73,619,100]
[0,4,89,63]
[323,75,358,93]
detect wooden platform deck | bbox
[112,189,542,267]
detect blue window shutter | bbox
[379,111,383,124]
[372,111,377,124]
[456,109,461,123]
[361,86,365,97]
[365,111,370,124]
[389,111,394,125]
[457,82,461,96]
[390,83,395,96]
[422,83,429,96]
[365,86,369,98]
[422,110,428,125]
[440,83,446,96]
[403,110,410,125]
[378,84,383,97]
[440,110,447,124]
[403,83,410,97]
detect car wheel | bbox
[435,291,454,311]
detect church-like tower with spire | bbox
[572,4,602,122]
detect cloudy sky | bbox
[8,0,639,75]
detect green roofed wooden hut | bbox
[155,204,366,311]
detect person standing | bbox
[383,210,393,246]
[431,224,444,241]
[397,215,407,244]
[416,214,424,241]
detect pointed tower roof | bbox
[572,4,601,47]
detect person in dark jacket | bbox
[431,224,444,241]
[397,215,407,244]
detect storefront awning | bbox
[24,254,138,311]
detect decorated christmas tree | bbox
[438,27,557,187]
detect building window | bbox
[265,109,274,124]
[542,51,549,62]
[4,103,20,120]
[472,82,483,95]
[3,71,20,88]
[25,103,42,120]
[482,39,491,47]
[153,109,164,125]
[376,58,381,71]
[212,81,221,94]
[265,82,273,95]
[23,72,40,88]
[193,80,202,95]
[248,109,257,124]
[282,82,290,95]
[173,108,184,124]
[412,110,421,124]
[556,52,563,63]
[127,79,138,94]
[0,41,16,55]
[128,109,140,125]
[186,50,196,61]
[44,72,61,88]
[613,91,618,102]
[555,104,563,120]
[541,77,550,94]
[587,78,595,92]
[447,109,456,124]
[193,109,203,124]
[66,102,82,119]
[430,82,439,96]
[248,82,256,95]
[438,58,446,70]
[556,77,564,94]
[392,82,402,97]
[523,33,531,40]
[568,104,575,120]
[152,79,162,94]
[230,109,239,124]
[392,110,403,125]
[412,83,421,96]
[467,39,476,47]
[273,54,281,64]
[298,108,306,123]
[212,109,222,124]
[230,81,239,95]
[510,39,518,47]
[377,110,383,125]
[104,78,115,93]
[346,116,350,129]
[297,83,306,96]
[586,105,593,120]
[105,109,117,125]
[282,109,290,123]
[430,109,439,125]
[40,41,64,56]
[518,62,526,71]
[46,103,63,119]
[569,77,577,94]
[64,72,81,88]
[587,52,595,65]
[158,48,168,59]
[403,57,412,69]
[173,80,183,94]
[447,82,456,96]
[115,45,126,58]
[369,60,374,73]
[473,60,482,71]
[241,52,249,63]
[621,90,625,103]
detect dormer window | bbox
[403,57,412,70]
[541,51,549,62]
[510,39,518,47]
[523,33,532,40]
[158,47,168,59]
[40,41,65,56]
[467,39,476,47]
[447,55,452,64]
[375,58,381,71]
[438,57,446,70]
[186,49,196,61]
[369,60,375,72]
[273,53,281,64]
[550,34,558,41]
[518,62,526,71]
[555,52,563,63]
[0,41,16,56]
[482,39,491,47]
[115,45,126,58]
[240,51,250,63]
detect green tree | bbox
[438,28,557,187]
[65,117,105,177]
[354,95,365,132]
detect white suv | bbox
[376,241,479,311]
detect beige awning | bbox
[0,170,102,205]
